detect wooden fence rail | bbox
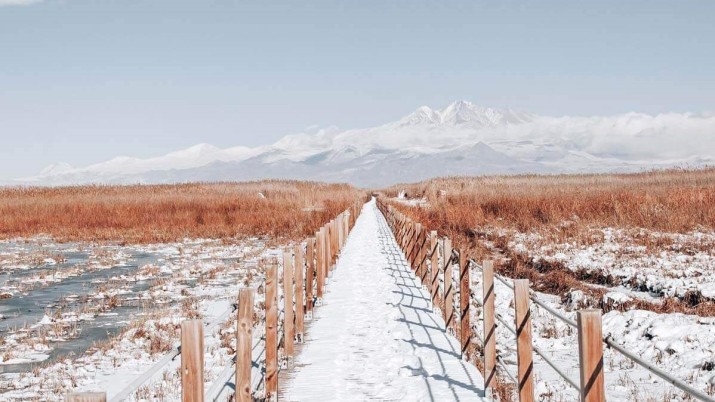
[69,201,364,402]
[375,198,606,402]
[377,197,715,402]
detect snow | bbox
[283,199,485,401]
[510,227,715,301]
[467,262,715,401]
[0,237,274,400]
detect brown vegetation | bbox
[0,181,362,243]
[383,168,715,315]
[383,168,715,233]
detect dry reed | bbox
[0,181,362,243]
[383,168,715,316]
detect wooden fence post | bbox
[339,213,344,249]
[306,237,315,319]
[339,213,344,245]
[181,319,204,402]
[577,310,606,402]
[459,250,470,358]
[410,223,422,270]
[430,231,439,309]
[325,223,332,276]
[403,218,411,251]
[413,226,422,276]
[483,260,496,392]
[400,218,406,246]
[294,244,305,342]
[283,250,295,361]
[514,279,535,402]
[328,220,334,265]
[337,214,343,252]
[407,221,412,250]
[398,217,406,248]
[65,393,106,402]
[236,288,254,402]
[316,229,325,305]
[406,222,416,266]
[443,237,454,331]
[265,264,278,399]
[398,217,407,248]
[419,229,429,282]
[344,212,349,243]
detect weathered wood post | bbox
[577,310,606,402]
[397,216,405,247]
[410,223,422,270]
[406,221,415,257]
[316,229,325,305]
[430,231,439,309]
[406,219,412,250]
[514,279,535,402]
[414,226,423,276]
[398,216,406,248]
[181,319,204,402]
[344,211,350,243]
[443,237,454,331]
[337,214,343,251]
[325,223,333,276]
[329,219,335,264]
[65,393,106,402]
[400,218,406,245]
[265,264,278,399]
[419,229,429,282]
[306,237,315,319]
[406,222,416,266]
[294,244,305,342]
[459,250,470,358]
[283,250,295,361]
[483,260,496,392]
[236,288,254,402]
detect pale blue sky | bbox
[1,0,714,179]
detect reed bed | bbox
[0,181,362,243]
[382,168,715,234]
[382,168,715,315]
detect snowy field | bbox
[510,227,715,302]
[471,228,715,400]
[0,236,281,401]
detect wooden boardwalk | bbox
[280,199,485,401]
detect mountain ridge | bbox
[17,100,715,187]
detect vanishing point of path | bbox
[282,199,486,401]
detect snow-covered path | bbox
[282,199,485,401]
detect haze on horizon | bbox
[1,0,714,180]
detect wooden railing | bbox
[68,200,364,402]
[376,197,714,402]
[208,200,363,402]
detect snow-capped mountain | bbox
[18,101,715,187]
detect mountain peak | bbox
[400,105,441,125]
[439,101,532,126]
[399,101,533,128]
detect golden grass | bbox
[383,168,715,316]
[383,168,715,233]
[0,181,363,243]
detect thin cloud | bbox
[0,0,43,6]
